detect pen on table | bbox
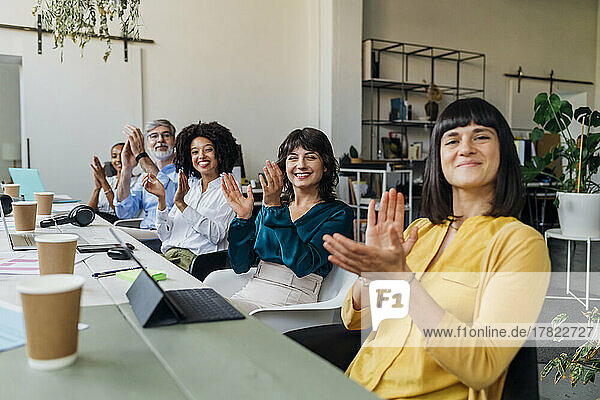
[92,266,142,278]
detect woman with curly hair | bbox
[221,127,354,313]
[143,121,238,271]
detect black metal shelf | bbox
[363,39,486,160]
[362,119,435,127]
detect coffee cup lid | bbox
[17,274,84,295]
[3,183,19,187]
[13,201,37,206]
[35,234,79,244]
[34,192,55,196]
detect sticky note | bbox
[116,269,166,282]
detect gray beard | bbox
[150,147,174,161]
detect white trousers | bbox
[230,261,323,314]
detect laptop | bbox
[108,228,244,327]
[1,207,89,251]
[8,168,79,203]
[1,205,37,251]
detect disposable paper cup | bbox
[35,234,79,275]
[13,201,37,231]
[17,274,84,371]
[3,183,20,198]
[34,192,54,215]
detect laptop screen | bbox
[8,168,45,201]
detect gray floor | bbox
[537,238,600,400]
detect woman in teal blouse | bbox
[221,128,354,313]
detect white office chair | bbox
[203,266,358,333]
[113,218,159,240]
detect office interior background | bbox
[1,1,600,398]
[1,0,597,200]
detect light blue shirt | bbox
[114,163,178,229]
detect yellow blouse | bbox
[342,216,550,400]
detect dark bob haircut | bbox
[174,121,238,179]
[276,127,339,202]
[422,97,524,224]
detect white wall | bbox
[363,0,598,154]
[331,0,362,156]
[0,60,21,183]
[0,0,361,200]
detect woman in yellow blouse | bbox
[323,98,551,400]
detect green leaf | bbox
[530,127,545,142]
[549,94,562,113]
[541,358,558,381]
[552,313,568,327]
[557,353,569,379]
[582,364,597,384]
[554,369,562,385]
[534,93,548,109]
[575,106,592,125]
[570,364,583,387]
[544,100,573,133]
[591,111,600,127]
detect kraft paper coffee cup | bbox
[17,274,84,371]
[3,183,20,198]
[35,234,79,275]
[13,201,37,231]
[34,192,54,215]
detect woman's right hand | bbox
[142,173,166,200]
[221,173,254,219]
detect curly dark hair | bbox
[276,127,339,202]
[174,121,239,179]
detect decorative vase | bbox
[425,101,439,121]
[556,192,600,237]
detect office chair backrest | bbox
[189,250,230,281]
[318,266,355,302]
[104,161,118,177]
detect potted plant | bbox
[32,0,141,61]
[541,308,600,387]
[522,93,600,237]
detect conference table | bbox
[0,202,376,400]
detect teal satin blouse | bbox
[227,201,354,278]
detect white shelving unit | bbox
[340,168,413,241]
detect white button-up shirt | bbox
[156,176,235,255]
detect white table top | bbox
[0,203,376,400]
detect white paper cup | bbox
[17,274,84,370]
[3,183,20,198]
[34,192,54,215]
[12,201,37,231]
[35,234,79,275]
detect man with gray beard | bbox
[115,119,178,230]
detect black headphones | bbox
[0,194,12,216]
[40,205,96,228]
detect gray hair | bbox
[143,119,176,138]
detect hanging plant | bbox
[32,0,141,62]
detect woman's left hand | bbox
[260,160,284,207]
[323,188,418,275]
[174,172,189,211]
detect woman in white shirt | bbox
[142,121,239,271]
[88,142,139,223]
